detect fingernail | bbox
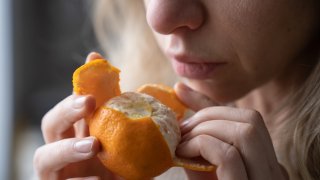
[180,119,190,128]
[86,52,103,63]
[73,96,87,109]
[180,83,192,91]
[180,119,192,134]
[90,51,102,56]
[74,138,94,153]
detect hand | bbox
[174,83,289,180]
[33,53,119,180]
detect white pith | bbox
[106,92,181,157]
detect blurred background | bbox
[0,0,99,179]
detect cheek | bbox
[153,33,169,53]
[210,0,315,83]
[196,1,291,79]
[222,0,315,66]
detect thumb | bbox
[85,52,104,63]
[174,82,218,111]
[33,137,100,175]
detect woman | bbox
[33,0,320,179]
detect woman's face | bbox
[144,0,318,103]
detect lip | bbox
[169,54,227,79]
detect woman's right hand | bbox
[33,53,120,180]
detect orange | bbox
[72,59,215,180]
[89,92,180,179]
[137,84,187,121]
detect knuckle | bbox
[41,110,52,133]
[32,140,78,178]
[56,140,72,161]
[246,109,263,125]
[33,147,42,168]
[238,123,258,142]
[41,100,65,131]
[195,135,212,158]
[197,134,208,145]
[221,143,240,163]
[195,134,210,146]
[33,146,46,174]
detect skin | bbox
[144,0,318,179]
[33,53,120,180]
[33,0,319,179]
[144,0,318,104]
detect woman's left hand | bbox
[174,83,289,180]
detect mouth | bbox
[168,54,227,79]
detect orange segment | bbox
[137,84,187,120]
[72,59,121,107]
[88,107,173,180]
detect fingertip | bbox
[175,82,218,111]
[180,119,192,133]
[86,52,104,63]
[90,136,101,154]
[174,82,191,103]
[174,82,193,95]
[83,95,96,113]
[173,82,181,91]
[175,82,192,90]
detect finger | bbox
[182,120,242,143]
[67,177,100,180]
[86,52,104,63]
[174,82,218,111]
[42,95,96,143]
[182,120,270,145]
[181,120,280,180]
[184,170,218,180]
[74,119,90,138]
[180,107,271,159]
[33,137,100,177]
[176,135,248,180]
[180,106,265,134]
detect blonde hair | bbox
[279,48,320,179]
[93,0,177,91]
[92,1,320,179]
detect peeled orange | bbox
[72,59,215,180]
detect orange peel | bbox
[72,58,215,180]
[72,59,121,107]
[137,84,187,121]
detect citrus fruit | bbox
[72,58,215,180]
[137,84,187,120]
[89,92,180,179]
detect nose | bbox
[146,0,205,34]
